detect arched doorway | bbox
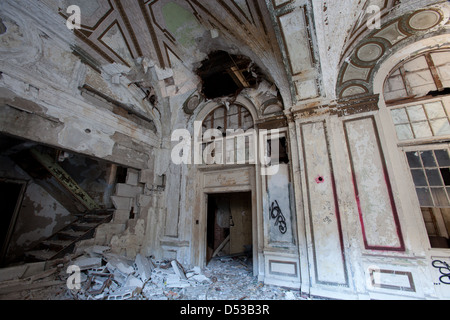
[191,99,261,277]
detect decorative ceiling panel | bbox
[58,0,280,71]
[265,0,321,103]
[337,5,449,99]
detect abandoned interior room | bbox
[0,0,450,301]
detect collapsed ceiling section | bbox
[196,51,264,100]
[52,0,291,110]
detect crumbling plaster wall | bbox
[149,78,291,268]
[0,1,164,262]
[0,0,297,267]
[131,12,291,263]
[0,1,161,168]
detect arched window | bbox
[200,104,255,165]
[386,50,450,249]
[386,50,450,142]
[384,50,450,104]
[202,104,254,134]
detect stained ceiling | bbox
[32,0,450,107]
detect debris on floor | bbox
[0,247,307,300]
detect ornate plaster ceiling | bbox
[336,2,449,100]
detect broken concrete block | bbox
[115,184,143,197]
[126,169,140,186]
[112,209,132,224]
[125,275,143,288]
[211,28,220,38]
[285,291,296,300]
[192,266,202,274]
[111,196,132,210]
[188,274,210,283]
[165,273,190,288]
[137,194,151,208]
[107,287,136,300]
[105,255,135,275]
[87,266,109,277]
[111,269,127,287]
[154,66,174,81]
[107,261,134,275]
[139,169,154,184]
[74,257,102,271]
[134,254,154,282]
[84,246,110,257]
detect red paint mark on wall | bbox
[315,176,325,184]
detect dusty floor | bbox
[0,253,308,301]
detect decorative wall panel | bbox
[344,116,405,251]
[301,121,348,286]
[266,0,320,102]
[368,268,416,292]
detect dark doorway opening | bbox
[0,180,25,265]
[206,192,252,265]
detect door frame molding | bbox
[192,165,261,276]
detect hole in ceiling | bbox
[196,50,262,100]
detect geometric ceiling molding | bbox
[183,91,204,115]
[59,0,279,72]
[98,21,135,66]
[356,42,384,63]
[408,9,442,31]
[337,5,448,99]
[265,0,321,104]
[59,0,141,68]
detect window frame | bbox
[389,96,450,144]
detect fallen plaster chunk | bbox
[125,275,144,288]
[134,254,154,282]
[171,260,187,280]
[188,274,210,283]
[104,255,135,275]
[111,269,127,287]
[285,291,296,300]
[84,245,110,257]
[165,274,190,288]
[74,257,103,271]
[0,251,309,300]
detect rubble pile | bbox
[0,246,306,300]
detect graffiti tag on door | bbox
[270,200,287,235]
